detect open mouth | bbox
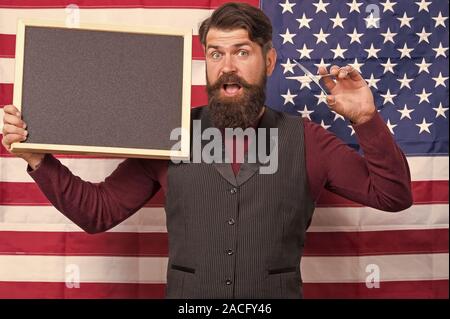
[221,83,243,97]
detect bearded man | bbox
[2,2,412,298]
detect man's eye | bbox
[237,50,249,57]
[211,52,222,59]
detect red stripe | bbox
[191,85,207,107]
[0,228,447,257]
[0,35,204,60]
[303,280,449,299]
[316,180,449,207]
[0,34,15,58]
[0,84,13,106]
[0,231,168,256]
[0,0,259,9]
[192,36,205,60]
[0,281,166,298]
[0,181,446,206]
[412,180,449,204]
[0,280,446,298]
[303,229,449,256]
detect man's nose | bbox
[220,54,237,74]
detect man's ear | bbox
[265,47,277,76]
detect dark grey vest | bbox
[165,107,315,298]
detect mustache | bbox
[208,72,253,91]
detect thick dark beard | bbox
[207,72,267,129]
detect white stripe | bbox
[1,157,126,183]
[301,253,449,283]
[0,8,212,35]
[0,255,168,283]
[309,204,449,232]
[0,206,167,232]
[0,58,14,84]
[0,155,447,183]
[407,156,449,181]
[191,60,206,85]
[0,58,206,86]
[0,205,447,233]
[0,253,447,283]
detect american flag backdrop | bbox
[0,0,448,298]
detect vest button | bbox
[227,218,235,225]
[226,249,234,255]
[230,187,237,194]
[225,279,232,285]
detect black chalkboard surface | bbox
[11,20,192,160]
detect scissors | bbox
[293,60,332,97]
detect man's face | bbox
[204,28,276,129]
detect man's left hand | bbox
[318,65,376,125]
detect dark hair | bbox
[199,2,273,54]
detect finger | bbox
[329,65,340,77]
[3,123,27,137]
[318,66,336,91]
[326,94,338,110]
[2,133,27,147]
[337,67,350,79]
[1,135,11,151]
[3,105,21,116]
[345,65,364,81]
[3,113,26,128]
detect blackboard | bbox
[11,20,192,160]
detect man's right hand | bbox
[2,104,45,170]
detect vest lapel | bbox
[196,108,238,186]
[197,107,278,187]
[235,162,259,186]
[235,107,278,186]
[212,163,238,186]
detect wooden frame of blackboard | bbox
[11,19,192,160]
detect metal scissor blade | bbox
[294,60,328,96]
